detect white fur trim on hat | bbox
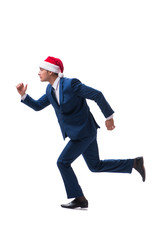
[39,61,60,73]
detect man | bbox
[16,56,145,209]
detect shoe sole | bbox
[61,205,88,209]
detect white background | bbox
[0,0,160,239]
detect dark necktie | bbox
[51,87,59,104]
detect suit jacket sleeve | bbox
[21,94,50,111]
[71,79,114,118]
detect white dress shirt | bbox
[21,77,113,120]
[52,77,60,104]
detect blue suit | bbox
[22,77,134,198]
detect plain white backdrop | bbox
[0,0,160,239]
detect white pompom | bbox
[58,72,64,78]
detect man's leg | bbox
[82,135,134,173]
[57,135,95,199]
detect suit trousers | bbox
[57,133,134,199]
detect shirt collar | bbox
[52,77,60,90]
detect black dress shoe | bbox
[134,157,146,182]
[61,198,88,209]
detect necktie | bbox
[51,87,59,104]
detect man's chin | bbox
[40,78,47,82]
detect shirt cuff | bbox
[21,93,27,101]
[106,114,114,120]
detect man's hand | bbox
[105,118,115,131]
[16,83,28,96]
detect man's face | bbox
[38,68,50,82]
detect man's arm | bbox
[16,83,50,111]
[71,79,115,130]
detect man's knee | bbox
[57,158,63,169]
[87,165,98,172]
[87,161,102,172]
[57,158,70,169]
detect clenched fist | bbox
[105,118,115,131]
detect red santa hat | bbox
[39,56,64,78]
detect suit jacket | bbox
[22,78,114,140]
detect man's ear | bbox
[48,71,53,76]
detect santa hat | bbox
[39,56,64,78]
